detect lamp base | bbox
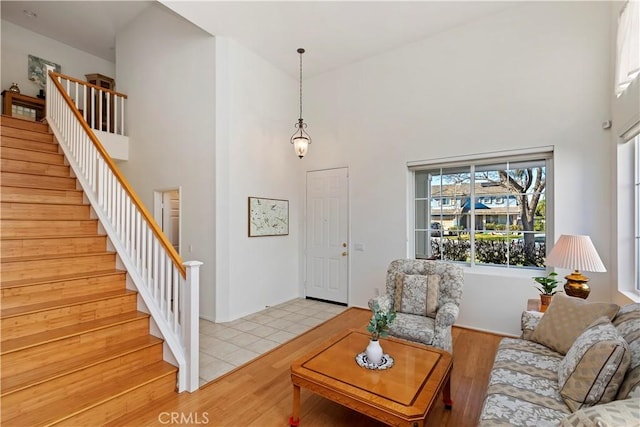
[563,270,590,299]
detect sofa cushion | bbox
[393,273,439,318]
[530,294,619,355]
[388,312,435,345]
[521,310,544,341]
[558,317,630,412]
[559,398,640,427]
[479,338,570,426]
[612,303,640,399]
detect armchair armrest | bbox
[435,302,459,329]
[368,294,394,313]
[521,310,544,340]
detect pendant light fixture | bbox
[290,48,311,159]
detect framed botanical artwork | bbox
[248,197,289,237]
[28,55,61,88]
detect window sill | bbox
[618,290,640,303]
[460,264,543,279]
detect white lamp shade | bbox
[545,234,606,272]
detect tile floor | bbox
[199,298,348,386]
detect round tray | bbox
[355,352,394,370]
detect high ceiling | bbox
[1,1,516,77]
[1,1,154,62]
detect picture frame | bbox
[28,55,61,89]
[248,197,289,237]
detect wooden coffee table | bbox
[290,329,453,426]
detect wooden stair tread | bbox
[0,200,87,207]
[1,132,55,141]
[0,172,77,190]
[0,185,82,193]
[0,233,100,242]
[1,147,64,163]
[0,184,78,192]
[0,218,97,239]
[0,143,60,157]
[1,131,56,140]
[1,289,137,319]
[0,311,149,354]
[0,269,123,289]
[1,360,177,427]
[1,117,51,133]
[1,251,115,264]
[1,115,50,130]
[1,335,163,396]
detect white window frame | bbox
[635,137,640,292]
[616,129,640,301]
[408,147,553,271]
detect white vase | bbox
[366,339,384,365]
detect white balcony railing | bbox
[54,73,127,135]
[46,70,200,392]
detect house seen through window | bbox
[413,153,552,269]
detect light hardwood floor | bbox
[109,307,504,427]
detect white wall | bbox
[1,20,115,98]
[115,4,216,320]
[214,37,302,322]
[303,2,614,336]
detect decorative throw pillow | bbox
[559,398,640,427]
[393,273,439,318]
[530,294,619,355]
[612,303,640,399]
[558,317,630,412]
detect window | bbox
[412,151,552,269]
[635,137,640,291]
[616,1,640,97]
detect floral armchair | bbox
[368,259,464,353]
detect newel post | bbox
[182,260,202,392]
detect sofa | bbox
[479,294,640,426]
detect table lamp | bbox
[544,234,606,299]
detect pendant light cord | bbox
[298,50,303,121]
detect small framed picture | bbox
[248,197,289,237]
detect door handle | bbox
[342,252,348,256]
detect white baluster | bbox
[153,240,159,298]
[90,86,95,129]
[172,268,179,331]
[159,253,166,310]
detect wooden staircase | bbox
[0,116,178,426]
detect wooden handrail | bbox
[53,71,128,99]
[48,71,185,278]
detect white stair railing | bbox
[52,73,127,136]
[46,70,200,392]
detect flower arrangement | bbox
[367,302,397,341]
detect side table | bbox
[527,298,541,312]
[2,91,45,121]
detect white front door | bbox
[305,168,349,304]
